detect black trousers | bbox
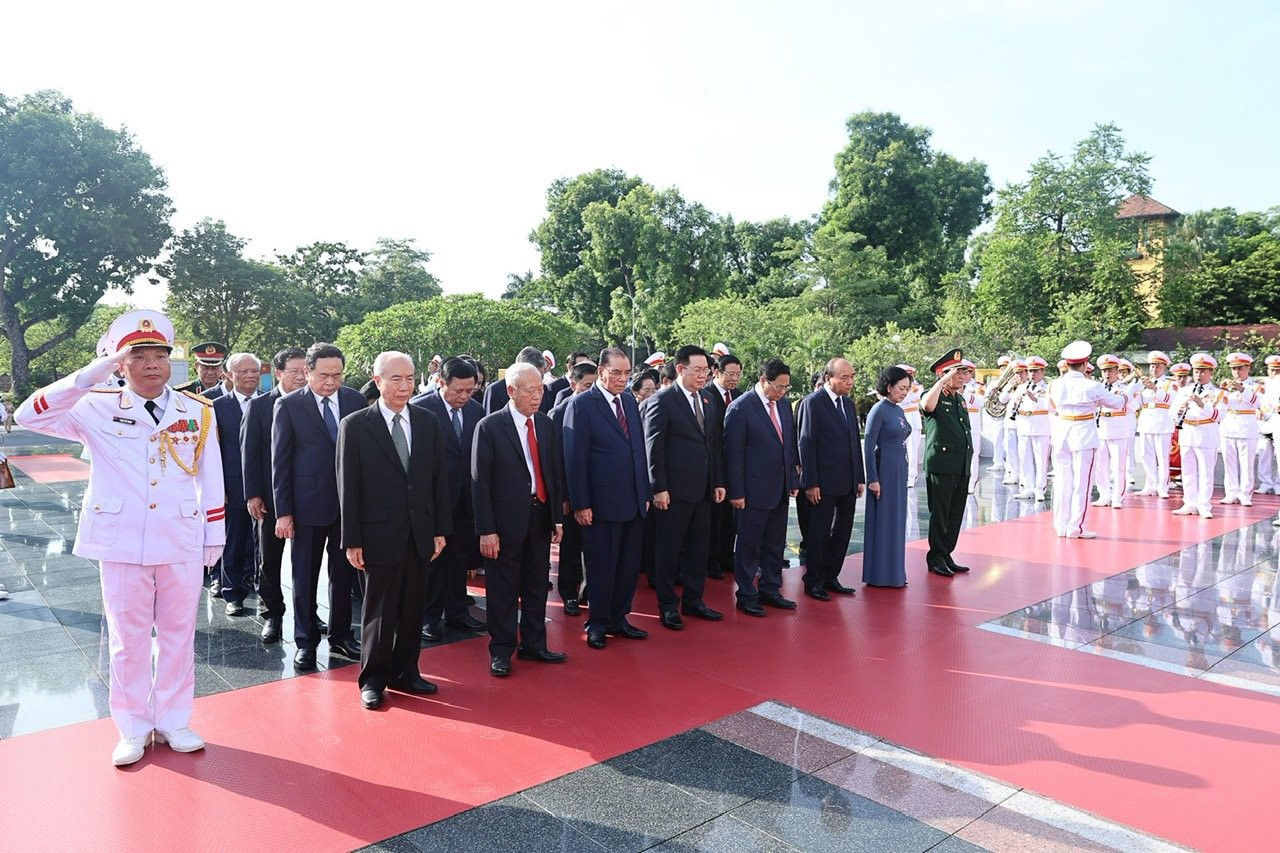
[734,499,788,605]
[801,490,857,588]
[795,492,810,552]
[582,514,644,632]
[424,507,475,627]
[255,509,287,618]
[641,510,658,587]
[219,505,256,605]
[292,519,357,647]
[655,498,711,612]
[925,472,967,567]
[708,501,736,572]
[485,501,552,658]
[556,510,584,601]
[358,540,429,691]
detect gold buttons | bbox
[150,436,157,443]
[149,503,157,509]
[150,480,158,486]
[149,458,156,463]
[93,504,101,511]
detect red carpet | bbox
[6,453,90,483]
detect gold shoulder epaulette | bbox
[180,390,214,406]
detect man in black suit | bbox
[706,354,743,578]
[473,362,566,677]
[548,350,591,408]
[272,342,366,670]
[550,360,597,615]
[411,357,486,642]
[563,347,652,649]
[339,351,451,709]
[242,348,306,643]
[213,352,263,617]
[797,357,865,601]
[482,346,555,414]
[643,345,726,630]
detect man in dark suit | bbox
[212,352,263,616]
[550,360,597,615]
[483,346,555,414]
[272,342,366,670]
[563,347,651,649]
[706,354,743,578]
[643,345,726,630]
[724,358,800,617]
[411,356,486,641]
[339,351,451,709]
[797,357,865,601]
[242,347,307,643]
[473,362,567,677]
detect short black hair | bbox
[570,361,598,383]
[441,356,478,383]
[272,347,306,372]
[305,342,344,370]
[675,345,710,367]
[518,346,544,368]
[567,351,591,366]
[715,354,741,372]
[659,361,677,382]
[359,379,380,402]
[598,347,629,370]
[759,358,791,383]
[630,370,658,393]
[876,365,912,397]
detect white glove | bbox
[76,352,128,388]
[203,546,224,566]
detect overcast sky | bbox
[5,1,1278,308]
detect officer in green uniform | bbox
[176,342,228,397]
[921,349,973,577]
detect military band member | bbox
[1092,354,1141,509]
[16,310,224,767]
[1219,352,1260,506]
[1264,356,1280,525]
[1014,356,1050,502]
[961,360,983,494]
[1048,342,1125,538]
[1260,355,1280,499]
[176,341,229,398]
[1172,353,1225,519]
[899,365,923,488]
[1135,350,1175,498]
[999,360,1028,486]
[990,355,1011,475]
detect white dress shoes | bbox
[154,727,205,753]
[1068,530,1098,539]
[112,735,149,767]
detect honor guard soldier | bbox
[1135,350,1175,497]
[921,350,973,576]
[999,359,1028,486]
[177,341,229,398]
[1172,353,1225,518]
[1048,342,1124,538]
[961,359,984,494]
[16,310,224,767]
[1219,352,1260,506]
[1260,354,1280,498]
[1092,354,1141,508]
[1014,356,1051,502]
[899,365,923,488]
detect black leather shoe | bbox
[389,676,438,695]
[225,601,246,617]
[314,618,328,636]
[490,656,512,677]
[209,578,222,597]
[660,610,684,630]
[448,614,487,632]
[293,647,317,670]
[612,622,648,639]
[927,562,955,577]
[804,586,830,601]
[682,603,724,621]
[563,598,581,616]
[421,624,443,643]
[736,601,766,618]
[465,594,477,605]
[706,567,725,580]
[261,617,282,644]
[824,581,856,595]
[329,636,362,659]
[947,561,971,573]
[517,647,568,663]
[360,688,383,710]
[586,630,607,649]
[761,593,797,610]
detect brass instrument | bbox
[982,358,1020,418]
[1117,366,1144,386]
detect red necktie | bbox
[614,395,630,438]
[767,399,783,442]
[724,390,732,406]
[526,417,547,502]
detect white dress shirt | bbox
[506,400,537,493]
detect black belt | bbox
[530,495,545,506]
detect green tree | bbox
[723,216,813,301]
[165,218,275,351]
[275,241,367,343]
[0,303,130,390]
[0,90,172,394]
[351,238,442,315]
[1159,209,1280,327]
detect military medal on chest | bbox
[158,409,210,475]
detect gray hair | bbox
[226,352,261,371]
[373,350,414,377]
[505,361,541,390]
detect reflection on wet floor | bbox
[983,518,1280,695]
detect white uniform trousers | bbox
[100,560,203,739]
[1000,425,1020,483]
[1178,446,1217,514]
[1258,438,1277,493]
[1221,437,1258,503]
[967,416,982,493]
[1053,446,1096,537]
[1138,432,1172,496]
[1094,438,1132,506]
[1018,434,1049,498]
[906,429,923,488]
[991,421,1007,471]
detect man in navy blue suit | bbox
[241,347,306,643]
[411,356,487,641]
[724,358,800,617]
[797,357,865,602]
[272,342,367,670]
[706,354,743,578]
[212,352,264,617]
[563,347,651,649]
[550,359,597,615]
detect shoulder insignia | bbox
[180,390,214,407]
[90,388,123,394]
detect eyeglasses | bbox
[683,365,710,375]
[767,380,791,393]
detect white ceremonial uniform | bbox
[16,363,225,740]
[1261,376,1280,496]
[1015,381,1051,500]
[1136,379,1176,497]
[963,380,984,493]
[1172,383,1225,516]
[1094,382,1141,507]
[1048,372,1124,537]
[1220,378,1261,505]
[998,384,1023,484]
[902,383,923,488]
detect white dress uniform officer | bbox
[1048,342,1124,538]
[1262,356,1280,505]
[961,360,984,493]
[899,364,924,488]
[990,355,1011,474]
[1219,352,1260,507]
[1015,356,1051,502]
[15,310,225,767]
[1135,351,1175,498]
[999,360,1028,486]
[1092,354,1141,508]
[1172,353,1226,519]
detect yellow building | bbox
[1116,194,1179,322]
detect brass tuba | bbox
[983,359,1020,418]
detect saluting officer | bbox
[16,310,225,767]
[921,349,973,577]
[176,341,228,398]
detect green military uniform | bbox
[922,349,973,574]
[177,342,228,396]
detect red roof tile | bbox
[1116,195,1179,219]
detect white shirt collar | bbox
[378,400,411,444]
[596,381,619,406]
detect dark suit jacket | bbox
[337,404,452,564]
[553,386,573,408]
[705,383,741,424]
[241,387,282,513]
[546,375,570,401]
[411,393,484,512]
[724,389,799,509]
[213,391,259,506]
[408,388,438,407]
[483,377,555,415]
[642,383,724,503]
[271,385,366,526]
[472,408,563,544]
[797,388,865,495]
[550,396,574,494]
[563,385,650,522]
[201,385,226,400]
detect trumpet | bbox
[1219,378,1246,392]
[1117,366,1144,386]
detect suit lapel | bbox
[407,407,430,479]
[367,406,406,474]
[590,386,626,439]
[300,389,333,444]
[501,408,526,462]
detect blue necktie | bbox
[322,396,338,442]
[451,406,463,441]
